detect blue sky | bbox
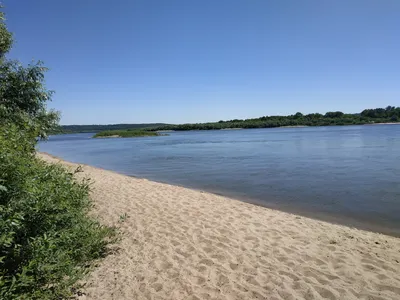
[4,0,400,125]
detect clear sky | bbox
[4,0,400,125]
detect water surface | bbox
[39,125,400,236]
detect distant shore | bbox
[38,152,400,300]
[364,122,400,126]
[280,125,309,128]
[95,134,120,138]
[220,128,243,130]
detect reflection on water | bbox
[39,125,400,236]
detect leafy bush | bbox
[0,127,116,299]
[0,9,116,299]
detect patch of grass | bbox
[93,129,167,138]
[118,213,129,223]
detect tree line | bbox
[58,123,168,133]
[56,107,400,134]
[150,106,400,131]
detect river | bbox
[39,125,400,236]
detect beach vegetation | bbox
[119,213,129,223]
[0,10,116,299]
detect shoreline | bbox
[39,152,400,238]
[37,152,400,300]
[364,122,400,126]
[54,122,400,136]
[123,176,400,238]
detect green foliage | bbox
[1,8,58,140]
[93,129,165,138]
[0,9,13,58]
[0,60,60,140]
[0,9,116,299]
[118,213,129,223]
[0,127,116,299]
[151,106,400,131]
[57,123,169,134]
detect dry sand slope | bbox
[38,153,400,300]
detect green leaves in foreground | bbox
[0,8,117,299]
[0,128,117,299]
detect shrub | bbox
[0,126,116,299]
[0,9,116,298]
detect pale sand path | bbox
[38,153,400,300]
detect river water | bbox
[39,125,400,236]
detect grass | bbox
[93,129,166,138]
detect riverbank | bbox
[365,122,400,126]
[37,152,400,300]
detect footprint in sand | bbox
[229,262,239,270]
[199,258,214,266]
[151,282,163,292]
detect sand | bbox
[38,153,400,300]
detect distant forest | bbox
[58,123,168,133]
[58,106,400,133]
[151,106,400,131]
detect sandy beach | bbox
[38,153,400,300]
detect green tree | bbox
[0,8,58,140]
[325,111,344,118]
[294,112,304,119]
[0,9,12,58]
[0,61,60,139]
